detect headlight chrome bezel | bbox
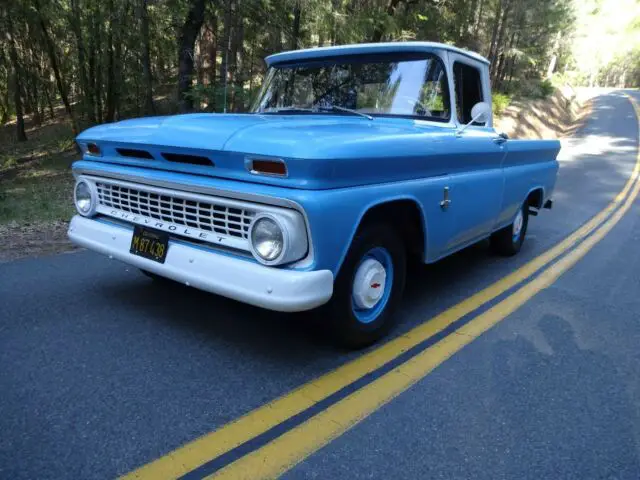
[249,212,308,266]
[249,213,289,265]
[73,179,98,217]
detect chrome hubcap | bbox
[352,258,387,310]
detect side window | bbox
[453,61,484,125]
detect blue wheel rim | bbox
[351,247,394,324]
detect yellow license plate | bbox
[130,226,169,263]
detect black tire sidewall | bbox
[326,224,406,347]
[491,203,529,256]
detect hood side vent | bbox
[162,152,214,167]
[116,148,155,160]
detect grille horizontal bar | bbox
[95,182,255,239]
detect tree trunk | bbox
[487,0,504,63]
[6,24,27,141]
[219,0,232,111]
[290,1,301,50]
[139,0,155,115]
[505,31,520,87]
[44,84,55,119]
[491,0,512,81]
[208,17,218,89]
[113,30,123,119]
[473,0,484,36]
[106,0,117,121]
[177,0,207,113]
[89,1,103,123]
[23,79,35,117]
[26,76,42,125]
[0,88,9,124]
[330,0,340,45]
[11,73,27,142]
[34,0,79,136]
[70,0,95,123]
[229,5,243,111]
[546,31,561,80]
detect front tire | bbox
[324,224,406,349]
[490,203,529,256]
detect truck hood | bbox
[77,113,446,157]
[76,113,560,190]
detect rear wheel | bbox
[324,224,406,348]
[490,203,529,256]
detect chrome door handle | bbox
[493,132,508,145]
[440,187,451,211]
[440,199,452,209]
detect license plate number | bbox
[130,226,169,263]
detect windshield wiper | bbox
[260,106,315,114]
[260,105,373,120]
[314,105,373,120]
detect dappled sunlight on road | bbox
[559,134,635,161]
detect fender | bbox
[333,195,429,276]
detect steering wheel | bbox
[397,95,432,117]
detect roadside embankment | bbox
[494,86,596,139]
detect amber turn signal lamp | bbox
[250,159,287,177]
[87,142,101,156]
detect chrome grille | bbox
[95,182,255,239]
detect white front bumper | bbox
[68,215,333,312]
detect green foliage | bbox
[492,93,512,116]
[3,156,18,169]
[507,78,556,100]
[569,0,640,87]
[539,79,555,98]
[0,0,585,126]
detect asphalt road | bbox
[1,91,639,479]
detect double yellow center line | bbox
[124,94,640,480]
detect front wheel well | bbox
[527,188,544,209]
[357,200,425,262]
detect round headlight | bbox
[250,216,285,262]
[74,181,94,216]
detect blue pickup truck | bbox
[68,42,560,347]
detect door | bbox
[442,55,507,253]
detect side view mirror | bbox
[470,102,491,124]
[456,101,491,137]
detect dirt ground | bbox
[0,91,593,263]
[0,112,78,263]
[494,86,592,139]
[0,221,76,263]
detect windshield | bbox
[251,53,451,122]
